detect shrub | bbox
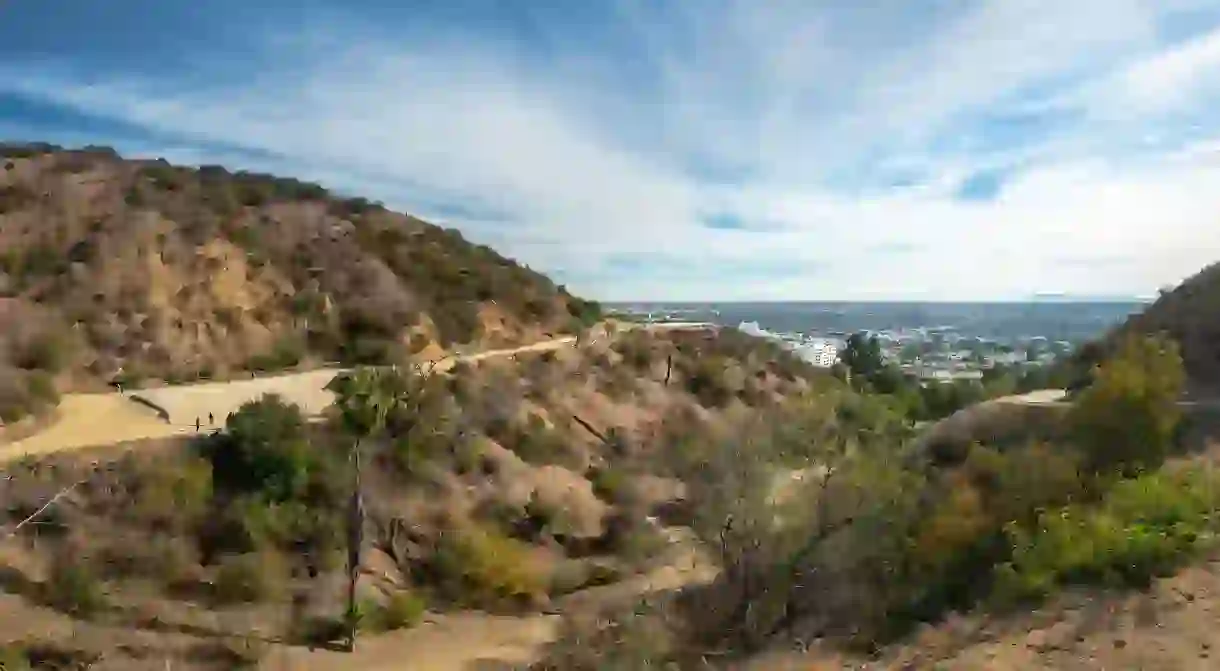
[131,456,214,531]
[0,640,99,671]
[0,371,31,424]
[1067,334,1185,477]
[510,416,572,466]
[11,326,72,373]
[204,396,321,502]
[211,497,342,557]
[0,644,29,671]
[248,334,306,372]
[24,371,57,406]
[148,537,202,588]
[534,600,676,671]
[373,591,426,631]
[959,443,1087,528]
[286,616,339,647]
[431,524,548,607]
[213,550,288,603]
[996,466,1220,603]
[685,358,734,408]
[44,554,107,617]
[590,466,631,504]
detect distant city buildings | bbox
[802,342,839,368]
[611,307,1082,379]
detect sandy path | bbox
[0,393,179,460]
[266,613,561,671]
[0,337,578,463]
[994,388,1069,406]
[271,519,717,671]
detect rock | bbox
[1026,622,1075,652]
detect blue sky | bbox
[4,1,1220,301]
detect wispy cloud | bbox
[2,0,1220,300]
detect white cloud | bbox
[3,1,1220,300]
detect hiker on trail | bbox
[195,417,201,432]
[208,412,214,425]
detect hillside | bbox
[0,325,833,670]
[0,143,600,404]
[1065,262,1220,394]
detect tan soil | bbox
[0,336,579,463]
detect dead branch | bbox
[3,474,89,539]
[571,413,611,445]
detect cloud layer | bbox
[3,0,1220,300]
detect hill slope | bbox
[0,143,600,395]
[1067,262,1220,393]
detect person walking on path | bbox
[208,412,214,425]
[195,417,201,432]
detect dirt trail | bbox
[0,337,578,463]
[0,393,176,460]
[266,613,560,671]
[268,518,717,671]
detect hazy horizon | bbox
[605,297,1152,306]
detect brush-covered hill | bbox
[0,324,841,670]
[1062,262,1220,394]
[0,143,600,396]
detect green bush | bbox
[372,591,426,630]
[590,466,631,504]
[44,554,107,618]
[996,466,1220,603]
[431,524,548,607]
[11,328,72,373]
[247,334,306,372]
[509,415,571,466]
[1067,334,1185,476]
[685,358,733,408]
[213,550,288,603]
[290,614,349,647]
[0,644,30,671]
[204,395,328,502]
[131,456,214,531]
[215,497,343,556]
[24,371,57,405]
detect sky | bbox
[3,1,1220,302]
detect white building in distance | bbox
[799,341,839,368]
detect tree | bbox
[325,367,410,652]
[205,395,314,502]
[325,363,455,651]
[1067,334,1185,477]
[840,333,884,383]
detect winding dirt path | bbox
[0,337,578,463]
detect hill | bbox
[0,324,835,670]
[0,143,600,405]
[1065,262,1220,394]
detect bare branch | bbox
[4,474,89,539]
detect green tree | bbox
[840,332,884,383]
[326,365,441,651]
[205,395,315,502]
[1067,334,1185,477]
[327,367,398,652]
